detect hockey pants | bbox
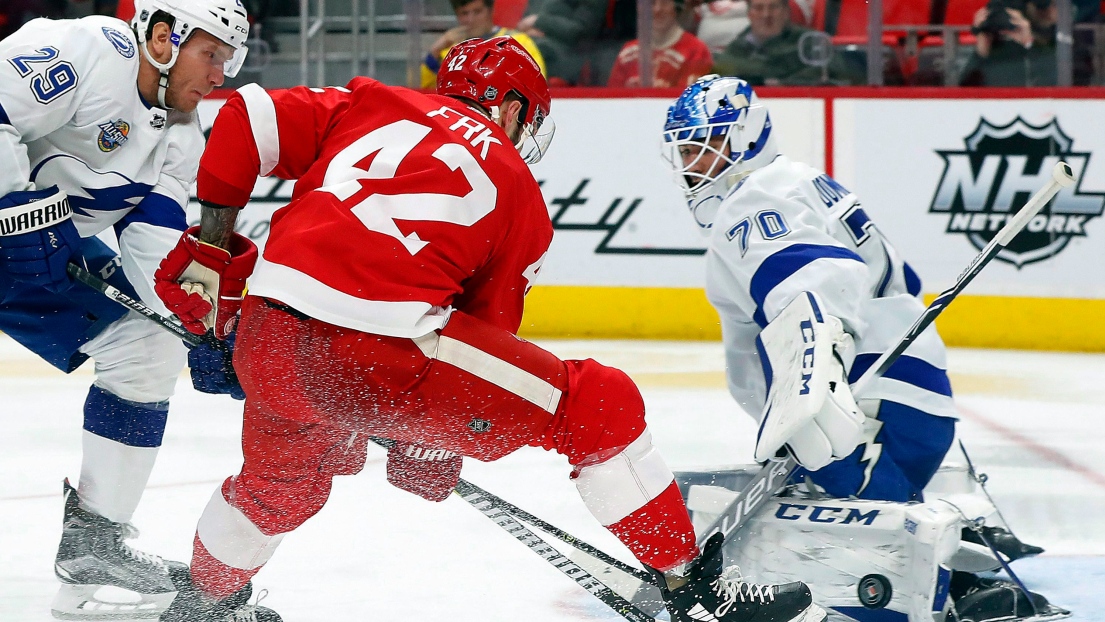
[189,296,697,598]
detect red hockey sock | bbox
[190,534,262,600]
[604,482,698,572]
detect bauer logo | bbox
[929,117,1105,267]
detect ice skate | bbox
[949,571,1070,622]
[160,569,281,622]
[52,479,182,620]
[961,526,1045,562]
[655,534,826,622]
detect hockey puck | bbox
[857,574,892,609]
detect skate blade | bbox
[791,604,828,622]
[52,583,176,620]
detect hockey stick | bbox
[454,480,660,621]
[66,262,204,347]
[367,437,660,620]
[453,477,657,585]
[695,161,1077,548]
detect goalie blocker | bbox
[754,291,865,471]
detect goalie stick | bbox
[694,161,1076,548]
[66,262,204,347]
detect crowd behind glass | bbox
[17,0,1103,88]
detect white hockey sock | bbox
[573,428,676,526]
[78,431,159,524]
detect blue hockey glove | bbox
[0,186,80,293]
[187,331,245,400]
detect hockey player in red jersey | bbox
[152,37,826,622]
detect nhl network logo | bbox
[929,117,1105,267]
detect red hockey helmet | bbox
[438,36,554,163]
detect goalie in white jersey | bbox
[660,75,1065,622]
[0,0,248,618]
[662,75,957,503]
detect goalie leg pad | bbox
[722,494,963,622]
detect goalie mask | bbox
[438,36,555,164]
[132,0,250,107]
[662,75,778,228]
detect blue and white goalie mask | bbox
[661,75,777,228]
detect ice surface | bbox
[1,336,1101,621]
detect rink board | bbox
[191,87,1105,350]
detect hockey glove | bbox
[386,442,462,502]
[187,331,245,400]
[0,186,81,293]
[783,352,865,471]
[154,225,257,339]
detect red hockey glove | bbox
[386,442,462,502]
[154,225,258,340]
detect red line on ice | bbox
[958,405,1105,491]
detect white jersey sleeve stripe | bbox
[236,83,280,177]
[749,243,865,327]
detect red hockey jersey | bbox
[197,79,552,338]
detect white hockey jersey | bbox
[705,155,957,423]
[0,16,203,316]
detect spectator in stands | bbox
[518,0,635,84]
[694,0,749,54]
[959,0,1090,86]
[607,0,712,87]
[712,0,859,85]
[422,0,545,88]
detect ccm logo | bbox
[774,502,879,525]
[798,319,815,395]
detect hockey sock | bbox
[192,481,285,599]
[191,535,262,600]
[604,482,698,572]
[573,430,697,571]
[78,386,168,523]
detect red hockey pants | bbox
[189,296,697,598]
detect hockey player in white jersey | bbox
[660,75,1059,620]
[0,0,253,619]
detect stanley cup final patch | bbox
[0,192,71,236]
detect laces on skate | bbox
[230,588,270,622]
[711,567,776,616]
[117,525,169,572]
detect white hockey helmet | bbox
[661,75,778,228]
[132,0,250,105]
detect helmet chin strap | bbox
[138,39,179,109]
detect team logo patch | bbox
[150,113,166,130]
[929,117,1105,267]
[467,418,492,433]
[857,574,892,609]
[96,118,130,152]
[101,27,135,59]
